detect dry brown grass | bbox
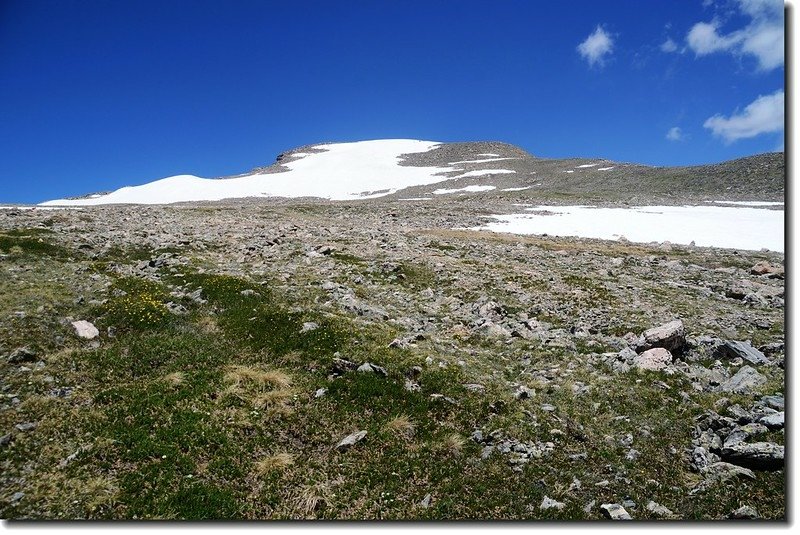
[161,371,185,387]
[384,415,416,440]
[223,365,292,390]
[441,433,466,456]
[255,453,295,476]
[294,481,332,517]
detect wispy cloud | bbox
[577,26,614,68]
[703,89,784,143]
[686,0,783,71]
[666,127,684,141]
[660,38,679,53]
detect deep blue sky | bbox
[0,0,785,203]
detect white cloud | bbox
[577,26,614,67]
[703,89,784,142]
[685,0,784,71]
[666,127,683,141]
[660,38,678,52]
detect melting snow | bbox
[450,169,516,179]
[575,163,599,168]
[706,200,784,207]
[501,186,532,192]
[432,185,496,195]
[597,166,615,171]
[41,140,458,205]
[477,153,500,157]
[475,204,784,252]
[447,157,519,165]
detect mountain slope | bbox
[39,140,785,206]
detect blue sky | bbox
[0,0,785,203]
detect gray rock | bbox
[540,496,566,511]
[717,366,766,394]
[721,441,784,470]
[637,320,685,353]
[15,422,37,432]
[633,347,672,371]
[0,434,12,447]
[462,383,485,393]
[691,462,755,494]
[760,394,784,411]
[600,503,632,520]
[514,385,535,399]
[728,505,759,519]
[7,347,37,364]
[314,388,327,398]
[420,493,432,508]
[335,430,367,451]
[716,340,771,366]
[331,357,358,374]
[71,320,99,339]
[357,362,388,376]
[646,501,675,518]
[300,321,319,333]
[758,411,784,430]
[10,492,24,503]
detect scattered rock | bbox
[335,430,367,451]
[758,411,784,430]
[10,492,24,503]
[15,422,37,432]
[636,319,685,353]
[357,362,388,376]
[721,442,784,470]
[71,320,99,340]
[420,493,432,508]
[314,388,327,398]
[645,501,675,518]
[750,261,783,278]
[6,347,37,364]
[691,462,755,494]
[716,340,771,366]
[540,496,566,511]
[0,434,12,447]
[728,505,759,519]
[632,347,672,371]
[600,503,632,520]
[717,366,767,394]
[300,321,319,333]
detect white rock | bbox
[71,320,99,340]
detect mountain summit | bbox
[40,139,784,205]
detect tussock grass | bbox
[384,415,416,440]
[255,453,295,476]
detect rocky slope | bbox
[40,140,785,206]
[0,199,785,519]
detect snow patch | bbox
[432,185,496,195]
[501,187,532,192]
[475,204,784,252]
[575,163,599,168]
[447,157,519,165]
[41,140,457,205]
[450,169,516,179]
[706,200,784,207]
[477,153,500,157]
[597,166,615,171]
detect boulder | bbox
[71,320,99,340]
[715,341,771,366]
[636,320,685,353]
[633,347,672,371]
[717,366,766,394]
[600,503,632,520]
[721,442,784,470]
[758,411,784,430]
